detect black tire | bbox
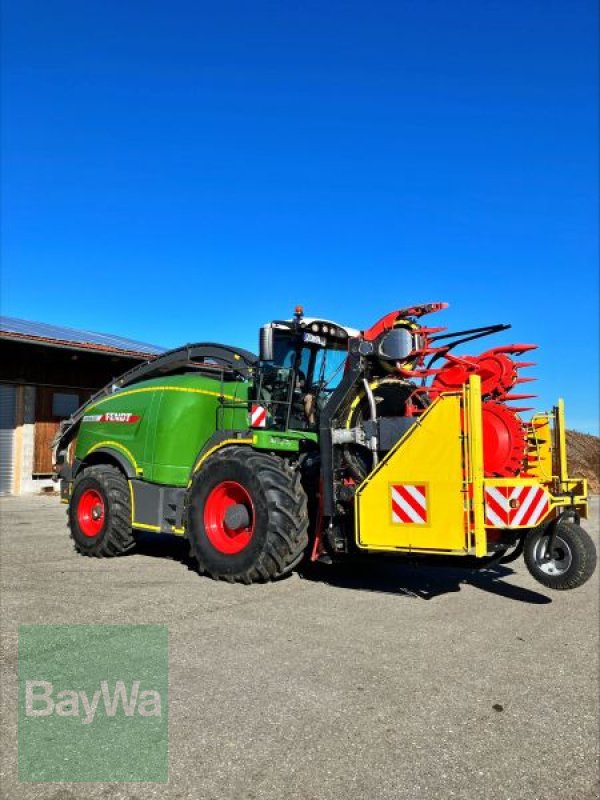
[524,521,597,590]
[187,446,309,583]
[68,465,136,557]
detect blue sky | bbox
[1,1,598,432]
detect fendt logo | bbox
[82,412,141,423]
[25,680,162,725]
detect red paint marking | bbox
[485,488,509,525]
[397,485,426,519]
[517,487,546,526]
[391,497,405,521]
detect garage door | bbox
[0,385,16,496]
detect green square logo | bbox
[18,625,168,782]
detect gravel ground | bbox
[0,494,598,800]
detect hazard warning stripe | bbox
[511,487,539,526]
[484,485,550,528]
[484,486,509,526]
[250,404,267,428]
[392,492,420,524]
[520,488,548,527]
[404,484,427,510]
[391,484,428,524]
[533,493,550,524]
[399,487,425,520]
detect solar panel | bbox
[0,316,165,355]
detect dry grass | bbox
[566,430,600,493]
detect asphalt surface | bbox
[1,495,598,800]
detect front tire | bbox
[524,521,597,590]
[187,446,309,583]
[68,465,136,557]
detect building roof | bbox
[0,316,164,358]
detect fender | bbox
[78,444,139,478]
[188,431,254,485]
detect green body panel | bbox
[76,374,249,486]
[251,429,318,452]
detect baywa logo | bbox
[25,679,162,724]
[19,625,168,782]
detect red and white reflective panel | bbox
[391,484,428,524]
[484,485,550,528]
[250,404,267,428]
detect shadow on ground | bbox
[133,532,551,604]
[134,532,194,565]
[299,558,552,603]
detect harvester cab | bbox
[55,302,596,591]
[254,306,357,431]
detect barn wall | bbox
[0,340,150,495]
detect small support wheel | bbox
[524,521,597,590]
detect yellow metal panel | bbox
[464,376,487,557]
[555,399,568,482]
[526,413,553,483]
[355,393,468,552]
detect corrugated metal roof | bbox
[0,316,165,357]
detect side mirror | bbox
[260,325,274,361]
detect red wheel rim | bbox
[203,481,255,554]
[77,488,105,537]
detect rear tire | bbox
[68,465,136,557]
[187,446,309,583]
[524,521,597,590]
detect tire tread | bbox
[68,465,136,557]
[188,446,309,583]
[524,521,597,590]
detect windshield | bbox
[313,346,347,390]
[271,333,347,390]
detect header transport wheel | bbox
[68,464,136,557]
[524,521,597,590]
[187,446,309,583]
